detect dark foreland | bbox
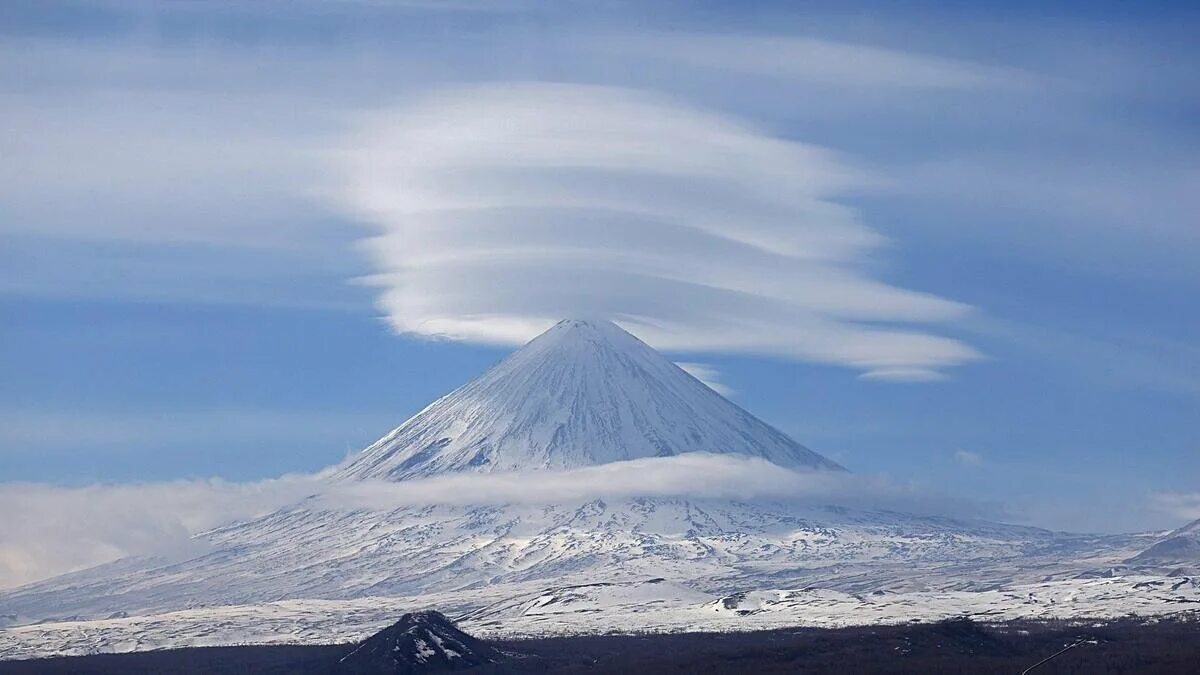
[2,617,1199,675]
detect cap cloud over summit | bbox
[340,83,978,382]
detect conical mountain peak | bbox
[338,610,504,671]
[549,317,623,331]
[523,318,645,350]
[334,319,843,480]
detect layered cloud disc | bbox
[337,83,978,380]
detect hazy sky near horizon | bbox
[2,0,1198,536]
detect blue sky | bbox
[1,0,1198,535]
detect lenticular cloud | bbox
[336,82,978,380]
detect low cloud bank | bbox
[314,454,995,518]
[1150,492,1200,524]
[0,475,320,590]
[1,454,996,589]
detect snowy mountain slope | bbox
[1127,518,1200,567]
[333,319,842,480]
[0,497,1146,629]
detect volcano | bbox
[334,318,842,480]
[0,319,1167,660]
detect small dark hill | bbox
[338,610,505,674]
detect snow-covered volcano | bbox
[334,318,842,480]
[1,319,1185,660]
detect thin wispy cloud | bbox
[601,33,1031,90]
[860,367,950,383]
[337,82,979,380]
[954,449,984,466]
[0,409,391,454]
[675,362,733,396]
[1150,492,1200,524]
[886,156,1200,260]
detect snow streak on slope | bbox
[334,319,842,480]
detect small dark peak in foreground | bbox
[338,610,505,674]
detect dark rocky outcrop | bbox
[337,610,504,673]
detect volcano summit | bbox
[335,318,842,480]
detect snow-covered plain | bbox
[2,575,1197,660]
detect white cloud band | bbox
[0,454,994,589]
[335,82,979,379]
